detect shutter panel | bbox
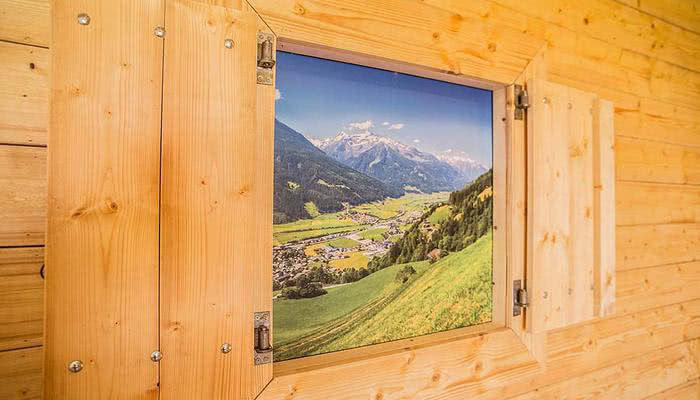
[160,1,274,398]
[526,79,615,333]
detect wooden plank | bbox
[507,342,699,400]
[617,182,700,226]
[159,1,271,398]
[0,145,46,246]
[617,223,699,271]
[617,0,700,34]
[0,247,43,352]
[492,0,700,73]
[0,0,50,47]
[616,136,700,185]
[644,379,700,400]
[617,261,700,317]
[45,0,163,398]
[614,97,700,148]
[260,298,700,399]
[594,98,616,317]
[527,78,597,332]
[0,347,42,400]
[0,41,48,146]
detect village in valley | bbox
[272,196,443,292]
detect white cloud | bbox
[413,139,420,143]
[389,123,404,130]
[382,121,390,126]
[275,89,282,101]
[445,149,453,153]
[349,120,373,130]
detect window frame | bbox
[271,38,515,378]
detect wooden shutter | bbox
[46,0,164,397]
[525,78,615,333]
[159,1,274,398]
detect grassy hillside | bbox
[273,233,492,361]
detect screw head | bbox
[154,26,166,38]
[77,13,91,26]
[68,360,83,373]
[221,343,232,354]
[150,351,162,362]
[542,97,549,104]
[224,39,234,49]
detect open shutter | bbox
[159,1,274,398]
[46,1,164,398]
[525,79,615,333]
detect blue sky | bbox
[275,51,493,167]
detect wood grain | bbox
[0,145,46,246]
[507,342,699,400]
[0,0,50,46]
[617,223,699,271]
[616,0,700,34]
[644,379,700,400]
[594,98,616,317]
[617,181,700,226]
[0,347,43,400]
[527,78,597,332]
[159,1,271,398]
[0,41,48,146]
[616,136,700,185]
[0,247,44,352]
[45,0,163,398]
[617,261,700,316]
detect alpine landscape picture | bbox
[273,51,494,361]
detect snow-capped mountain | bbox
[314,126,467,193]
[436,153,488,183]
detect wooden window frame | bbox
[265,38,539,384]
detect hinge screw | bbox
[154,26,166,38]
[77,13,91,26]
[150,351,162,362]
[68,360,83,373]
[224,39,234,49]
[220,343,232,354]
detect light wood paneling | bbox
[0,0,50,47]
[45,0,164,398]
[617,182,700,226]
[159,1,271,398]
[0,41,48,146]
[527,78,597,332]
[508,342,699,400]
[0,347,42,400]
[616,0,700,34]
[616,136,700,185]
[617,223,699,271]
[0,247,43,352]
[594,98,616,317]
[0,145,46,246]
[644,379,700,400]
[617,261,700,316]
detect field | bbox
[273,233,493,361]
[358,227,388,241]
[427,204,453,224]
[329,251,370,269]
[327,237,361,249]
[351,192,449,219]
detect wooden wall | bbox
[0,0,698,398]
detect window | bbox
[272,48,504,362]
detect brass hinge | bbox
[254,311,273,365]
[256,32,275,86]
[513,280,529,316]
[514,84,530,120]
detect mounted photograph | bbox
[272,50,494,362]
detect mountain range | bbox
[311,126,487,193]
[273,119,403,223]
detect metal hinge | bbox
[256,32,275,85]
[254,311,273,365]
[513,280,529,316]
[514,84,530,120]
